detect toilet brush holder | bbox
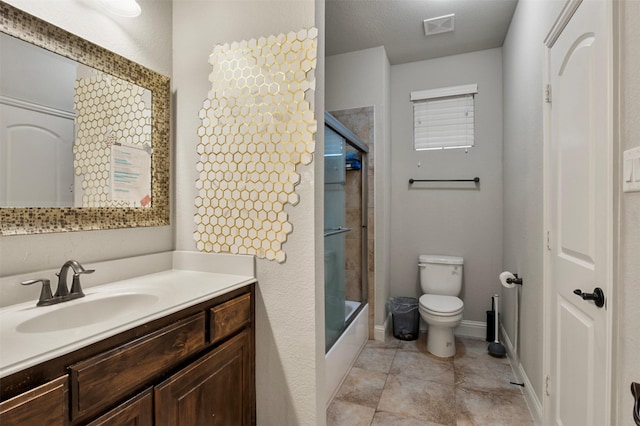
[486,309,495,342]
[488,294,506,358]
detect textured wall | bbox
[501,0,564,408]
[0,0,173,277]
[389,48,503,325]
[617,1,640,424]
[172,1,325,424]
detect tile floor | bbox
[327,333,534,426]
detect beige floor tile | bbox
[456,387,534,425]
[455,354,521,394]
[335,367,388,408]
[327,399,376,426]
[371,410,447,426]
[396,331,428,352]
[377,374,456,425]
[390,350,455,386]
[354,345,397,374]
[365,338,401,349]
[328,337,533,426]
[455,337,510,365]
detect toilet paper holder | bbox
[506,274,523,286]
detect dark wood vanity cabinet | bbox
[155,330,252,425]
[0,375,68,425]
[86,388,153,426]
[0,284,255,426]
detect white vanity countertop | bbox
[0,252,256,378]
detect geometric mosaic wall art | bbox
[73,70,152,207]
[194,28,318,263]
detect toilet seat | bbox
[419,294,464,316]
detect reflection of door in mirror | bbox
[0,33,75,208]
[1,32,153,209]
[0,105,74,207]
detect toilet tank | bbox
[419,255,464,296]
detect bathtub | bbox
[325,303,369,406]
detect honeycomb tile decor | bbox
[73,71,152,207]
[194,28,318,263]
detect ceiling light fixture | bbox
[98,0,141,18]
[423,13,455,36]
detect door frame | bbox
[542,0,616,424]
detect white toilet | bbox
[418,255,464,358]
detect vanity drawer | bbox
[209,293,251,344]
[69,313,206,420]
[0,375,67,425]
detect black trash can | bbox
[387,297,420,341]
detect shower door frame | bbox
[324,112,369,352]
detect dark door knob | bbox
[573,287,605,308]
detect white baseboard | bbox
[454,320,486,339]
[500,324,544,425]
[374,313,390,342]
[379,317,486,341]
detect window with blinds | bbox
[411,84,477,151]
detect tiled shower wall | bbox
[330,107,375,337]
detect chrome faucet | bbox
[22,260,95,306]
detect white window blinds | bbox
[411,84,477,151]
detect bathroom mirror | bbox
[0,3,170,235]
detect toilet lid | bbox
[419,294,464,314]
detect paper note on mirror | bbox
[110,144,151,206]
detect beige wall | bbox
[503,1,640,423]
[172,1,325,424]
[389,48,504,325]
[325,47,391,339]
[501,0,564,411]
[0,0,174,277]
[616,1,640,424]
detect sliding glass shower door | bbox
[324,113,368,352]
[324,126,347,350]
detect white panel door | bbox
[546,1,612,425]
[0,103,74,207]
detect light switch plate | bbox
[623,146,640,192]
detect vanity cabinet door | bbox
[155,329,253,426]
[0,375,67,425]
[69,313,206,421]
[85,388,152,426]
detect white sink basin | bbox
[1,265,256,379]
[16,293,159,333]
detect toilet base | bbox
[426,325,456,358]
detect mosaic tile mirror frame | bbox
[0,2,170,235]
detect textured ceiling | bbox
[326,0,518,65]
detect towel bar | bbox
[409,177,480,184]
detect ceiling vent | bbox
[423,13,455,36]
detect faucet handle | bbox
[69,267,94,297]
[21,279,54,306]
